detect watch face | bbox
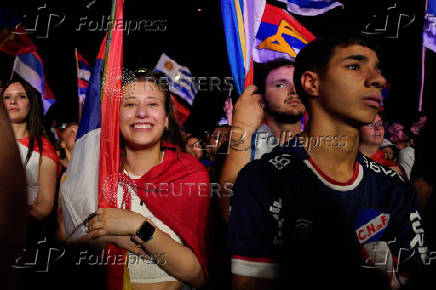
[137,221,155,242]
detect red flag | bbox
[0,8,37,55]
[96,1,124,289]
[170,93,191,126]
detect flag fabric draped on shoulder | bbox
[0,8,37,55]
[155,53,198,105]
[221,0,266,95]
[276,0,343,16]
[12,52,56,114]
[254,3,315,63]
[76,51,92,105]
[424,0,436,53]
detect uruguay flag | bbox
[76,50,92,105]
[424,0,436,53]
[155,53,198,105]
[0,8,37,55]
[276,0,344,16]
[12,52,56,114]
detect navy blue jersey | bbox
[228,136,428,287]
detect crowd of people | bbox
[1,33,435,290]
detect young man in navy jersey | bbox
[228,34,429,289]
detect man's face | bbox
[316,44,386,126]
[359,114,384,146]
[264,65,305,124]
[389,123,409,144]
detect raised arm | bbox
[218,85,264,222]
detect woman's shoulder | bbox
[40,137,60,163]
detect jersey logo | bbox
[361,156,404,182]
[268,154,292,170]
[355,209,390,244]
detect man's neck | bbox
[266,118,302,145]
[359,143,379,158]
[124,143,163,177]
[302,110,360,183]
[11,123,28,139]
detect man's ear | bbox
[301,71,320,97]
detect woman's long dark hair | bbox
[120,69,185,156]
[1,76,44,165]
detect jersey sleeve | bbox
[388,182,429,282]
[227,162,281,279]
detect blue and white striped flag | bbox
[276,0,343,16]
[155,53,198,105]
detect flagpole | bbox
[419,0,429,112]
[75,48,84,122]
[419,47,425,112]
[10,56,16,81]
[100,0,118,101]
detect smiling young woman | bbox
[85,70,211,290]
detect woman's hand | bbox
[86,208,146,239]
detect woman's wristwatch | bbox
[135,220,155,243]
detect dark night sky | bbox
[1,0,433,135]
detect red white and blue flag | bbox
[61,1,124,289]
[0,8,37,55]
[76,51,92,105]
[12,52,56,114]
[61,38,105,242]
[62,0,123,240]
